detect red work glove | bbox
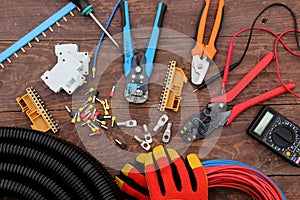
[115,145,208,200]
[115,155,150,200]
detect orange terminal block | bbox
[16,87,59,133]
[159,61,188,112]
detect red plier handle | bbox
[211,52,296,125]
[227,81,296,125]
[211,52,274,103]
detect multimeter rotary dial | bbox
[248,106,300,167]
[272,125,295,148]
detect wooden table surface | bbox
[1,0,300,199]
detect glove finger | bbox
[166,147,192,192]
[144,151,162,196]
[186,153,208,198]
[146,145,177,194]
[135,153,147,173]
[121,163,147,188]
[115,176,150,200]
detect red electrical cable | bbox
[274,29,300,98]
[204,165,284,200]
[208,172,269,199]
[209,183,262,200]
[222,27,299,96]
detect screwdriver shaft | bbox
[89,13,120,50]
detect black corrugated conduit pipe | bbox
[0,127,121,200]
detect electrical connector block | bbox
[16,87,59,133]
[159,61,187,112]
[41,44,90,94]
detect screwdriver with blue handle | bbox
[70,0,120,50]
[121,0,167,104]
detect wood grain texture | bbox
[0,0,300,199]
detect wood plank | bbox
[0,0,299,41]
[1,105,300,174]
[0,35,299,111]
[0,0,300,199]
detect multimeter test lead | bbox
[70,0,120,51]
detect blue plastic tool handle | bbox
[144,2,167,78]
[120,0,134,77]
[0,2,76,64]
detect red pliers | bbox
[179,52,296,142]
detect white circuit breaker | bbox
[41,44,90,95]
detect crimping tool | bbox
[179,53,296,142]
[121,0,167,104]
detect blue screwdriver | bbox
[71,0,120,50]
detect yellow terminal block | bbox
[16,87,59,133]
[159,61,188,112]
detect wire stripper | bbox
[191,0,224,85]
[121,0,167,104]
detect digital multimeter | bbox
[248,105,300,167]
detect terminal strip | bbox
[159,61,187,112]
[16,87,59,133]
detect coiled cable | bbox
[0,127,121,200]
[203,159,286,200]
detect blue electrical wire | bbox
[202,159,286,200]
[92,0,122,78]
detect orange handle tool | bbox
[192,0,225,59]
[192,0,210,57]
[206,0,224,59]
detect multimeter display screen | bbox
[254,111,274,136]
